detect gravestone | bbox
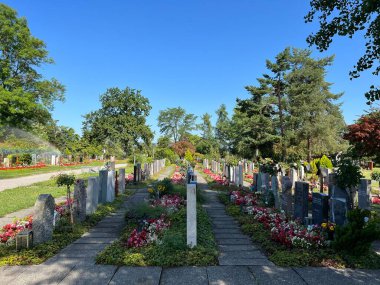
[106,171,115,202]
[256,172,263,193]
[51,155,56,166]
[331,198,347,226]
[253,173,258,192]
[3,157,9,167]
[299,166,305,181]
[110,161,116,171]
[137,163,142,181]
[86,176,99,215]
[186,183,197,248]
[290,168,298,189]
[33,194,55,245]
[328,173,336,197]
[230,166,234,183]
[31,154,37,165]
[281,176,293,216]
[74,179,87,222]
[263,173,270,193]
[119,168,126,194]
[98,170,108,203]
[234,166,240,186]
[294,181,309,222]
[239,165,244,186]
[358,179,371,210]
[312,192,329,225]
[133,165,137,183]
[271,175,280,209]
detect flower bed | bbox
[203,169,228,185]
[0,216,32,244]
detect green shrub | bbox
[371,171,380,182]
[319,155,333,169]
[19,153,32,165]
[332,208,380,256]
[125,203,166,222]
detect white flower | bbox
[364,216,369,223]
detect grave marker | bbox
[74,179,87,222]
[33,194,55,245]
[186,181,197,248]
[119,168,126,194]
[358,178,371,210]
[281,176,293,216]
[294,181,309,222]
[106,171,115,202]
[312,192,329,225]
[86,176,99,215]
[98,170,108,203]
[331,198,347,226]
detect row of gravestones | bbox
[253,172,372,226]
[204,159,255,174]
[134,159,166,181]
[31,168,127,245]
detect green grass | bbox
[0,167,133,217]
[0,195,125,266]
[0,160,130,179]
[362,167,380,195]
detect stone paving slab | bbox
[216,238,252,245]
[220,250,266,259]
[73,237,117,244]
[53,249,100,258]
[294,267,380,285]
[249,266,307,284]
[207,266,257,285]
[212,224,241,229]
[109,267,162,285]
[13,264,76,285]
[159,267,208,285]
[212,220,239,225]
[219,257,275,266]
[215,233,248,239]
[59,265,117,285]
[212,228,243,234]
[0,266,29,284]
[218,244,259,251]
[82,232,119,238]
[43,256,96,266]
[89,228,120,234]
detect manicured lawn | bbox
[0,161,109,179]
[0,195,125,266]
[362,167,380,194]
[0,166,133,217]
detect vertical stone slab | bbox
[98,170,108,203]
[51,155,56,166]
[86,176,99,215]
[74,179,87,222]
[328,173,336,197]
[4,157,9,167]
[254,173,258,192]
[137,163,141,182]
[239,165,244,186]
[290,168,298,189]
[294,181,309,222]
[299,166,305,181]
[263,173,270,193]
[107,171,115,202]
[257,173,263,192]
[33,194,55,245]
[358,178,371,210]
[32,154,37,165]
[119,168,126,194]
[110,161,116,171]
[312,192,329,225]
[331,198,347,226]
[281,176,293,216]
[271,175,280,209]
[187,183,197,248]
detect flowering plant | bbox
[0,216,33,244]
[126,216,170,248]
[152,194,185,213]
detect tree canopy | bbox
[0,4,65,129]
[305,0,380,102]
[82,87,153,156]
[157,107,197,143]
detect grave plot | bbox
[96,164,218,266]
[199,158,380,269]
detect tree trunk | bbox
[307,137,312,162]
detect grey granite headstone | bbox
[358,178,371,210]
[263,173,270,193]
[331,198,347,226]
[119,168,126,194]
[294,181,309,222]
[106,170,115,202]
[290,168,298,189]
[281,176,293,216]
[98,170,108,203]
[31,154,37,165]
[271,175,280,209]
[33,194,55,245]
[239,165,244,186]
[257,172,263,192]
[299,166,305,180]
[312,192,329,225]
[86,176,99,215]
[74,179,87,222]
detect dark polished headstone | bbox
[312,192,329,225]
[294,181,309,222]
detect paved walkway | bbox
[1,168,380,284]
[0,164,127,192]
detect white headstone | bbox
[186,183,197,248]
[106,171,115,202]
[51,155,56,166]
[3,158,9,167]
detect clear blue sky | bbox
[3,0,376,140]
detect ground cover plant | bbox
[0,195,125,266]
[96,169,218,266]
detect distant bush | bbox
[371,171,380,182]
[19,153,32,165]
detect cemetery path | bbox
[2,169,380,284]
[0,163,128,192]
